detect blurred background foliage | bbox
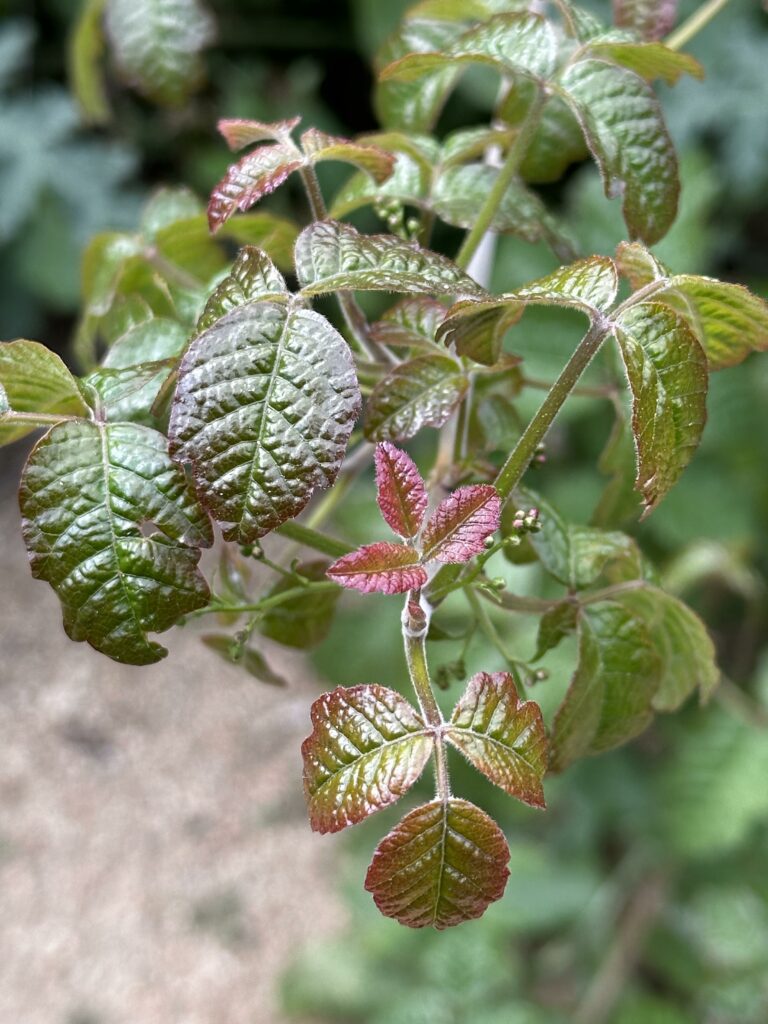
[1,0,767,1021]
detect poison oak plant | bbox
[2,0,767,928]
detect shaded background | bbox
[1,1,768,1022]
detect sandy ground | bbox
[0,446,344,1024]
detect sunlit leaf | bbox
[613,0,679,41]
[207,143,304,233]
[447,671,548,806]
[326,542,427,594]
[295,220,483,298]
[0,340,89,446]
[168,300,360,543]
[375,442,428,539]
[550,600,661,771]
[613,302,708,516]
[364,354,468,442]
[104,0,214,106]
[302,684,433,833]
[365,798,510,929]
[558,59,679,244]
[422,485,501,563]
[196,246,289,333]
[19,420,212,665]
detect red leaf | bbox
[421,484,500,563]
[326,542,427,594]
[218,116,302,151]
[374,442,428,539]
[207,144,304,232]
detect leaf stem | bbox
[665,0,733,51]
[275,521,353,558]
[189,579,339,618]
[1,411,83,426]
[454,89,547,270]
[466,588,528,697]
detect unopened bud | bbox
[491,576,507,591]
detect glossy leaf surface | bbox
[370,298,447,352]
[326,542,427,594]
[365,798,510,929]
[375,442,428,539]
[196,246,288,333]
[104,0,214,106]
[168,301,360,543]
[302,685,433,833]
[559,59,678,244]
[364,354,468,442]
[300,128,395,182]
[613,302,708,516]
[422,485,501,563]
[447,672,548,807]
[207,143,304,232]
[0,340,89,446]
[19,421,212,665]
[295,221,483,298]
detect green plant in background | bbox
[2,0,768,954]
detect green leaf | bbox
[613,302,708,516]
[534,601,578,660]
[101,317,188,368]
[300,127,395,183]
[613,0,678,42]
[196,246,289,334]
[611,585,719,710]
[380,13,557,88]
[364,354,468,442]
[330,147,429,219]
[550,599,661,771]
[207,143,304,233]
[370,298,447,352]
[514,488,642,588]
[19,420,212,665]
[201,633,288,686]
[364,798,510,929]
[69,0,110,124]
[295,221,483,299]
[446,671,548,806]
[104,0,214,106]
[83,361,173,425]
[302,685,434,833]
[259,561,340,649]
[558,58,679,244]
[217,213,299,271]
[0,340,90,446]
[518,96,590,184]
[168,300,360,543]
[592,400,642,528]
[586,40,703,85]
[615,239,667,289]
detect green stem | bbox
[665,0,733,51]
[275,521,353,558]
[190,579,339,618]
[482,589,562,614]
[466,588,528,697]
[455,89,547,270]
[2,411,83,426]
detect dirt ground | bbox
[0,447,344,1024]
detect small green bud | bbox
[491,576,507,591]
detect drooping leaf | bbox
[19,420,212,665]
[375,442,429,539]
[207,143,304,233]
[364,354,468,442]
[201,633,287,686]
[104,0,214,106]
[83,361,173,425]
[326,542,427,594]
[422,485,501,563]
[295,221,483,298]
[613,302,708,516]
[168,300,360,544]
[259,561,341,649]
[302,684,434,833]
[370,297,447,352]
[518,96,590,184]
[592,400,642,528]
[196,246,289,333]
[69,0,110,124]
[446,671,548,807]
[586,40,703,85]
[534,601,579,660]
[218,116,301,150]
[550,600,661,771]
[613,0,678,41]
[0,340,90,446]
[300,127,396,183]
[615,239,667,290]
[558,58,679,244]
[364,797,510,929]
[611,585,719,710]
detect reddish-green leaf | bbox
[446,671,548,807]
[613,0,678,41]
[422,485,501,563]
[613,302,708,516]
[295,220,484,299]
[168,300,360,544]
[587,40,703,85]
[365,798,510,929]
[550,600,661,771]
[19,420,212,665]
[259,561,340,649]
[326,542,427,594]
[0,340,89,446]
[558,59,679,244]
[375,442,428,540]
[208,143,304,233]
[364,354,468,442]
[615,239,667,290]
[370,298,447,352]
[196,246,289,333]
[300,127,395,183]
[218,116,301,150]
[302,685,433,833]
